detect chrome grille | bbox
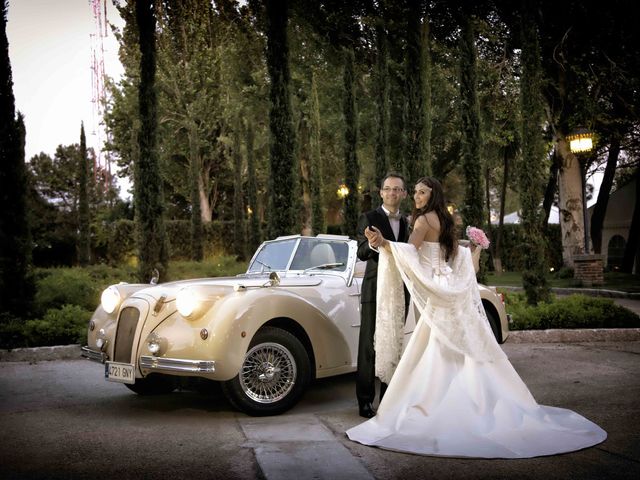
[114,307,139,363]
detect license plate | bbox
[105,362,135,384]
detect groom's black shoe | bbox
[359,402,376,418]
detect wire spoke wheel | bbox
[239,342,297,404]
[221,326,311,416]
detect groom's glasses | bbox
[381,187,405,193]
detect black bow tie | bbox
[387,212,401,220]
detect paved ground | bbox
[1,341,639,480]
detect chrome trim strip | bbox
[81,346,108,363]
[139,356,216,373]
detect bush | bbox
[34,268,99,315]
[23,304,91,347]
[507,293,640,330]
[0,314,29,349]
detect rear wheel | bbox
[221,326,311,416]
[125,374,176,395]
[484,305,503,344]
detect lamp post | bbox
[336,184,349,199]
[566,127,594,253]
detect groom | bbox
[355,172,409,418]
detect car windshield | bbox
[247,238,298,273]
[247,238,349,274]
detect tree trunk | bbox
[198,174,213,222]
[232,116,245,261]
[542,149,559,225]
[297,115,312,236]
[246,119,261,253]
[556,138,586,266]
[590,137,620,253]
[621,168,639,273]
[492,148,510,274]
[188,122,203,261]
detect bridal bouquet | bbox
[466,226,490,250]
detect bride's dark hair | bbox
[411,176,458,261]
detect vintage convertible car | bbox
[82,234,509,416]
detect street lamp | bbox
[567,127,594,154]
[567,127,594,253]
[337,184,349,199]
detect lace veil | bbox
[375,243,506,384]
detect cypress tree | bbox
[518,1,550,304]
[0,2,33,316]
[135,0,168,283]
[232,116,246,260]
[343,47,360,238]
[309,70,325,235]
[404,0,429,183]
[421,15,432,177]
[78,123,90,266]
[188,123,203,261]
[266,0,297,239]
[458,14,484,231]
[246,119,261,253]
[374,19,389,207]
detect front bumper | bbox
[81,346,108,363]
[140,356,216,374]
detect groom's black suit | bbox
[356,207,409,408]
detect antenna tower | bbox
[89,0,112,192]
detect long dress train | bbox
[346,242,606,458]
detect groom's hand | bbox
[365,226,383,248]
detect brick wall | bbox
[573,254,604,287]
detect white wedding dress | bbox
[346,242,606,458]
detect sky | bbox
[6,0,124,164]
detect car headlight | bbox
[176,288,199,317]
[101,286,121,314]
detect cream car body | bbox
[82,234,509,415]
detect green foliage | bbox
[34,269,101,315]
[1,4,34,316]
[246,120,262,253]
[78,123,91,266]
[458,15,484,231]
[404,2,429,183]
[488,224,562,272]
[168,257,247,281]
[373,21,390,208]
[106,219,136,265]
[343,47,360,238]
[233,115,246,260]
[309,71,326,235]
[517,4,550,305]
[135,0,169,283]
[0,315,30,349]
[266,0,298,239]
[506,293,640,331]
[23,305,92,347]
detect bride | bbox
[346,176,606,458]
